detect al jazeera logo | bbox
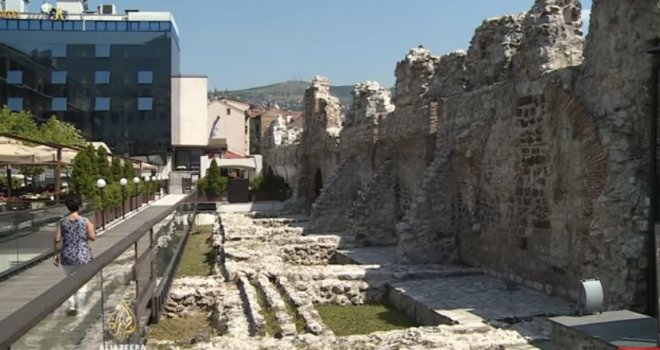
[98,300,145,350]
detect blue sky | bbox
[77,0,592,90]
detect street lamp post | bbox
[145,176,151,203]
[96,178,107,231]
[133,177,140,211]
[151,176,157,198]
[119,178,128,219]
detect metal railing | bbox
[0,193,160,281]
[0,192,195,349]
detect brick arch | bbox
[554,87,607,216]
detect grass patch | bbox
[316,303,418,336]
[253,281,280,337]
[175,225,214,277]
[148,311,214,344]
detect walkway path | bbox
[0,194,187,329]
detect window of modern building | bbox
[63,21,73,31]
[73,21,83,30]
[7,20,17,30]
[107,22,116,31]
[138,97,153,111]
[159,22,171,31]
[149,22,159,31]
[7,98,23,111]
[117,21,127,31]
[129,22,139,31]
[137,71,153,84]
[53,21,62,31]
[95,44,110,57]
[42,20,52,30]
[95,71,111,84]
[29,20,40,30]
[139,22,149,31]
[96,21,106,31]
[51,71,67,84]
[0,20,7,30]
[52,97,67,111]
[18,20,28,30]
[95,97,111,111]
[7,70,22,84]
[52,44,66,58]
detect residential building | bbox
[0,0,180,156]
[207,98,250,157]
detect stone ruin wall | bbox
[294,76,343,211]
[264,0,659,310]
[261,115,302,193]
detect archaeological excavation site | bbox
[147,0,660,349]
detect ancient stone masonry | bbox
[307,82,394,234]
[262,115,302,192]
[262,0,660,312]
[295,76,343,210]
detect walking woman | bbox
[53,196,96,315]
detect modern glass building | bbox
[0,1,180,156]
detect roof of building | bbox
[224,150,245,159]
[208,98,251,112]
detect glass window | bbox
[107,22,116,31]
[85,20,95,30]
[7,70,22,84]
[117,21,127,31]
[95,71,110,84]
[129,22,139,31]
[95,44,110,57]
[73,21,83,30]
[137,71,153,84]
[7,20,17,30]
[95,97,110,111]
[53,21,62,31]
[138,97,153,111]
[29,20,40,30]
[51,71,67,84]
[95,21,106,31]
[149,22,159,31]
[159,22,171,31]
[0,20,7,30]
[52,97,67,111]
[7,97,23,111]
[52,44,66,58]
[139,22,149,31]
[42,20,52,30]
[18,20,28,30]
[63,21,73,31]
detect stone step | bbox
[254,274,297,338]
[214,282,250,337]
[275,276,332,336]
[236,275,266,337]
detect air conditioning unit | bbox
[98,4,115,15]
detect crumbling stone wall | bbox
[266,0,659,310]
[261,115,302,192]
[308,82,392,233]
[295,76,343,211]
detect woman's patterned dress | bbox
[59,216,93,266]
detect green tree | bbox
[39,116,86,146]
[95,146,112,183]
[123,160,135,180]
[110,157,123,182]
[0,107,39,138]
[70,146,97,201]
[204,159,227,197]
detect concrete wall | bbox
[171,76,209,147]
[208,100,248,156]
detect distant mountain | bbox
[210,81,355,111]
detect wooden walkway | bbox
[0,194,188,324]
